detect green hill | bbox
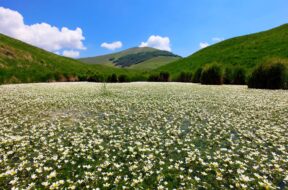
[0,33,135,84]
[2,24,288,85]
[158,24,288,79]
[79,47,181,70]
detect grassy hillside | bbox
[130,56,180,70]
[158,24,288,79]
[79,47,181,70]
[0,33,137,84]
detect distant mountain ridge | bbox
[79,47,181,70]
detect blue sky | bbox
[0,0,288,57]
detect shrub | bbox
[193,67,203,83]
[233,67,246,85]
[159,72,170,82]
[86,73,103,82]
[200,64,223,85]
[66,74,79,82]
[40,72,55,82]
[78,74,88,81]
[118,74,130,83]
[55,73,67,82]
[248,59,288,89]
[224,67,246,85]
[148,72,170,82]
[148,74,160,82]
[130,75,147,82]
[177,72,193,82]
[223,67,233,84]
[107,73,118,83]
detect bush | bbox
[107,73,118,83]
[193,67,203,83]
[55,73,67,82]
[224,67,246,85]
[233,67,246,85]
[177,72,193,82]
[148,72,170,82]
[223,67,233,84]
[67,74,79,82]
[248,60,288,89]
[40,72,55,82]
[159,72,170,82]
[85,73,104,82]
[118,74,130,83]
[148,74,160,82]
[200,64,223,85]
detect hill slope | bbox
[0,33,132,84]
[158,24,288,78]
[79,47,181,70]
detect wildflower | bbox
[31,174,37,179]
[47,171,57,179]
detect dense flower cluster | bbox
[0,82,287,189]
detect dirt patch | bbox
[5,76,21,84]
[0,45,16,58]
[0,45,33,61]
[0,63,7,69]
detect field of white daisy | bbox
[0,82,287,189]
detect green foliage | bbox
[233,67,246,85]
[224,66,246,85]
[107,73,118,83]
[193,68,203,83]
[248,58,288,89]
[223,67,233,84]
[148,72,170,82]
[159,72,170,82]
[148,74,160,82]
[200,64,224,85]
[177,72,193,82]
[118,74,130,83]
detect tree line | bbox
[1,59,286,89]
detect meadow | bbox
[0,82,287,189]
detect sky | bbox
[0,0,287,58]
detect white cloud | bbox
[101,41,122,50]
[0,7,86,53]
[139,35,171,51]
[199,42,209,49]
[62,50,80,58]
[212,37,224,42]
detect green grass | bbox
[129,56,180,70]
[0,33,141,84]
[79,47,158,65]
[79,47,181,70]
[158,24,288,79]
